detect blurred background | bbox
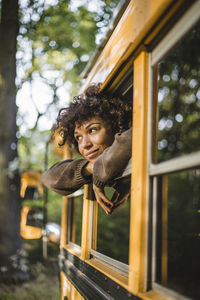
[0,0,120,299]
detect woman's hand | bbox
[93,183,130,215]
[110,181,130,213]
[93,184,114,215]
[111,190,130,213]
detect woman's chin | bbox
[88,157,97,163]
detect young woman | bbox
[41,83,132,214]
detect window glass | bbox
[114,69,133,100]
[156,169,200,299]
[23,186,41,200]
[67,193,83,246]
[96,185,130,264]
[67,197,73,243]
[157,21,200,162]
[73,195,83,246]
[26,207,43,228]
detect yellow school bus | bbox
[56,1,200,299]
[20,170,61,258]
[20,170,43,239]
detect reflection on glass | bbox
[24,186,41,200]
[157,21,200,162]
[97,187,130,264]
[67,195,83,246]
[157,169,200,299]
[26,207,43,228]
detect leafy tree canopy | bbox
[16,0,120,170]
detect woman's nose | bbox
[81,135,92,149]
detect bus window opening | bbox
[157,20,200,163]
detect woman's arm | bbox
[93,128,132,188]
[92,128,132,214]
[41,158,92,196]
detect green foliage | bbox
[161,169,200,299]
[17,0,120,172]
[97,191,130,264]
[22,199,43,207]
[46,190,62,224]
[18,130,49,172]
[74,195,83,245]
[18,0,120,96]
[16,0,121,245]
[24,3,97,84]
[168,170,200,266]
[0,265,60,300]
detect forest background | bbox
[0,0,120,299]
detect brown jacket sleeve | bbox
[41,158,92,196]
[93,128,132,188]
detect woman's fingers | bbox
[92,185,129,215]
[93,185,113,206]
[98,190,114,206]
[95,192,111,214]
[99,199,111,214]
[112,193,129,212]
[111,191,120,203]
[93,185,113,214]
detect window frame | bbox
[88,160,132,276]
[66,189,84,255]
[149,1,200,297]
[87,69,134,276]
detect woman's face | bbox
[74,117,114,162]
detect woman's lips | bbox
[86,149,99,159]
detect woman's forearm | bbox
[93,128,132,188]
[41,158,92,195]
[41,128,132,194]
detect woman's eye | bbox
[89,127,97,133]
[75,136,82,141]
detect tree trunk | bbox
[0,0,21,265]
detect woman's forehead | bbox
[74,117,106,131]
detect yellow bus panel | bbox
[20,206,42,240]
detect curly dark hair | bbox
[56,83,132,152]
